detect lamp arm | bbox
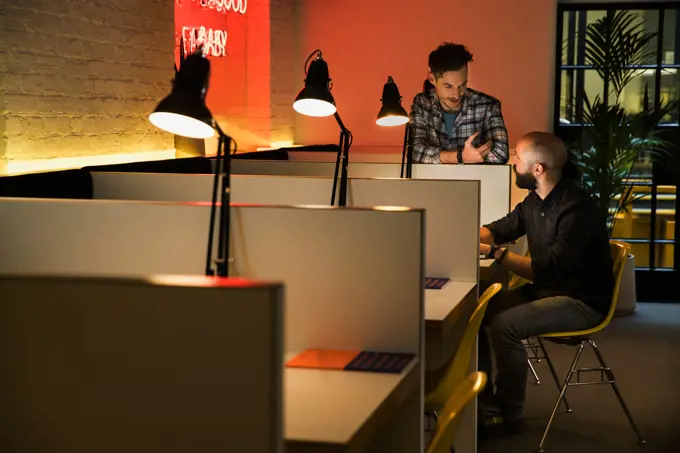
[333,111,348,134]
[206,121,235,277]
[331,112,352,207]
[405,124,413,178]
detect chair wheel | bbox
[566,409,573,413]
[536,449,544,453]
[639,440,647,445]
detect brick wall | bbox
[0,0,175,172]
[269,0,297,146]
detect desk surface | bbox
[425,281,477,336]
[425,281,476,322]
[480,258,494,268]
[284,353,420,450]
[480,258,498,281]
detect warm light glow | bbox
[293,204,335,209]
[147,275,258,288]
[256,141,297,151]
[2,150,176,175]
[376,115,409,127]
[372,206,411,212]
[149,112,216,139]
[293,99,336,117]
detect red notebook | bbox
[285,349,360,370]
[286,349,416,373]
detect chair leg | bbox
[528,358,541,384]
[588,339,646,445]
[537,337,572,413]
[529,337,542,363]
[537,342,584,453]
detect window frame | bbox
[554,2,680,301]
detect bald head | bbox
[517,131,567,172]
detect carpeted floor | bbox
[479,302,680,453]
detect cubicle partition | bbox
[87,171,482,453]
[0,274,283,453]
[91,172,332,205]
[89,172,480,358]
[91,172,480,280]
[0,198,425,453]
[230,160,510,226]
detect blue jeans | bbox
[478,285,604,419]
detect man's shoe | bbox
[477,410,505,439]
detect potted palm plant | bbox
[565,11,678,315]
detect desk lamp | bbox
[376,76,411,178]
[294,49,352,206]
[149,43,234,277]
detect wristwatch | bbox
[457,149,464,164]
[486,244,499,259]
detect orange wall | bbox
[294,0,557,152]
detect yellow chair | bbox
[534,240,645,452]
[425,283,502,416]
[426,371,488,453]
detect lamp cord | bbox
[303,49,322,75]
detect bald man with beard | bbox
[476,131,614,436]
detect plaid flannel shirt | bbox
[409,87,509,164]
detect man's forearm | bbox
[440,150,460,164]
[411,143,442,163]
[480,226,494,245]
[494,248,534,281]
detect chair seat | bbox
[543,336,588,346]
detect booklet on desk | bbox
[286,349,416,374]
[425,277,450,289]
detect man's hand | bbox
[461,132,491,163]
[480,243,491,256]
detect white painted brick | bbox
[1,0,175,164]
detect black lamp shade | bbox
[149,51,217,139]
[293,57,336,117]
[377,76,409,127]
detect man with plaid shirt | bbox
[410,43,509,164]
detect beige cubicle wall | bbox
[230,160,510,226]
[87,171,481,453]
[0,274,283,453]
[91,172,332,205]
[0,198,425,453]
[90,172,480,282]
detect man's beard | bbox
[514,166,537,191]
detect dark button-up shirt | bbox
[485,178,614,315]
[409,87,509,164]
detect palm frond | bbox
[583,10,657,100]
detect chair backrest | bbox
[426,283,502,411]
[426,371,487,453]
[537,239,630,339]
[598,239,629,327]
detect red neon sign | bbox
[180,26,228,57]
[176,0,248,15]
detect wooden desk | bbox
[424,281,477,372]
[480,258,498,281]
[425,281,477,334]
[285,354,421,453]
